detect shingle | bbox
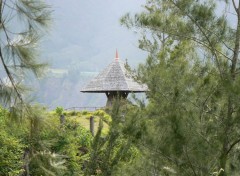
[81,59,148,93]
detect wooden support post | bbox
[60,114,65,125]
[90,116,94,136]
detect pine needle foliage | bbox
[84,99,141,176]
[0,0,51,106]
[121,0,240,175]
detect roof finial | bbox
[115,49,119,61]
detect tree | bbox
[84,100,141,176]
[121,0,240,175]
[0,0,51,106]
[0,106,24,175]
[0,1,54,175]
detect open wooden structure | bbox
[81,51,148,106]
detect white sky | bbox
[43,0,147,70]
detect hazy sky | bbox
[43,0,236,71]
[23,1,239,108]
[44,0,147,70]
[37,0,148,108]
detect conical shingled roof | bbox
[81,54,148,93]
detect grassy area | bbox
[67,114,109,135]
[49,109,110,135]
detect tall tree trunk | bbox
[219,1,240,176]
[231,1,240,80]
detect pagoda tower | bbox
[81,51,147,106]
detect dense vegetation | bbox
[0,103,141,175]
[119,0,240,175]
[1,0,240,176]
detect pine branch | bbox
[169,0,224,79]
[226,138,240,155]
[232,0,238,13]
[0,45,23,103]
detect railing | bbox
[64,107,104,111]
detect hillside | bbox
[27,69,107,109]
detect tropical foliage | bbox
[119,0,240,175]
[1,0,240,176]
[0,106,95,175]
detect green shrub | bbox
[55,106,64,116]
[81,110,89,115]
[0,131,25,175]
[29,151,66,176]
[93,109,105,116]
[51,119,93,175]
[103,114,112,123]
[85,114,93,119]
[0,108,26,175]
[0,107,25,175]
[76,111,81,116]
[93,109,112,123]
[70,111,76,116]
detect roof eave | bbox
[80,90,148,93]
